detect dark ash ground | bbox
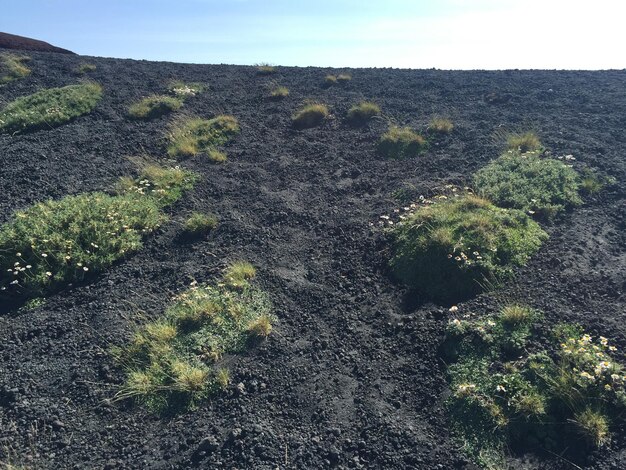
[0,49,625,469]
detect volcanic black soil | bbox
[0,49,625,469]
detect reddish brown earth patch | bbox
[0,32,74,54]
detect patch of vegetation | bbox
[445,306,626,467]
[0,53,30,84]
[429,117,454,134]
[377,126,427,159]
[347,101,380,126]
[113,263,274,413]
[579,168,614,195]
[473,151,582,218]
[167,115,240,158]
[0,193,164,301]
[0,82,103,133]
[337,73,351,82]
[224,261,257,289]
[292,103,329,129]
[167,81,204,99]
[506,131,542,153]
[323,75,338,87]
[269,85,289,99]
[256,64,275,75]
[390,194,547,301]
[75,63,96,74]
[184,212,218,236]
[117,162,198,207]
[128,95,183,120]
[208,149,227,163]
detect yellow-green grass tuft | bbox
[128,95,183,120]
[167,80,204,99]
[337,73,352,82]
[506,131,542,153]
[377,126,426,159]
[324,75,338,86]
[256,64,276,75]
[167,115,240,158]
[75,63,97,74]
[208,149,227,163]
[429,117,454,134]
[183,212,218,236]
[0,53,31,84]
[292,103,329,129]
[269,85,289,99]
[224,261,257,289]
[347,101,380,125]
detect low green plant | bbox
[167,81,204,99]
[0,193,164,301]
[377,126,427,159]
[224,260,257,289]
[346,101,380,125]
[473,151,582,218]
[0,53,30,84]
[429,117,454,134]
[256,64,275,75]
[390,194,547,301]
[292,103,329,129]
[184,212,218,236]
[167,115,240,158]
[114,264,274,412]
[337,73,351,82]
[445,307,626,467]
[128,95,183,120]
[506,131,542,153]
[269,85,289,99]
[579,168,613,195]
[75,63,96,74]
[0,82,102,133]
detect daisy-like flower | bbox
[83,267,89,272]
[41,253,48,258]
[496,385,506,392]
[45,272,52,277]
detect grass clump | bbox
[445,307,626,467]
[128,95,183,120]
[346,101,380,126]
[0,82,102,133]
[0,53,30,84]
[256,64,276,75]
[117,163,198,207]
[337,73,351,82]
[323,75,338,87]
[167,115,240,158]
[75,63,96,74]
[269,85,289,99]
[474,152,582,218]
[390,194,547,301]
[292,103,329,129]
[208,149,227,163]
[184,212,218,236]
[224,260,257,289]
[114,264,274,413]
[377,126,427,159]
[429,117,454,134]
[167,81,204,99]
[0,193,164,301]
[506,131,542,153]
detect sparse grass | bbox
[208,149,227,163]
[256,64,276,75]
[0,193,164,301]
[75,63,96,74]
[167,81,204,99]
[269,85,289,99]
[292,103,329,129]
[429,117,454,134]
[377,126,427,159]
[167,115,240,158]
[390,194,547,301]
[473,151,582,218]
[0,53,30,84]
[346,101,380,125]
[579,168,613,195]
[114,264,274,413]
[224,261,257,289]
[445,307,625,467]
[128,95,183,120]
[323,75,338,87]
[337,73,352,82]
[0,82,102,133]
[183,212,218,236]
[506,131,542,153]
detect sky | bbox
[1,0,625,69]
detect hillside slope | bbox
[0,48,625,469]
[0,32,74,54]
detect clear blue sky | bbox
[2,0,624,69]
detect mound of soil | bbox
[0,48,624,469]
[0,32,74,54]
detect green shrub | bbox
[346,101,380,125]
[390,195,547,301]
[292,103,329,129]
[184,212,218,236]
[377,126,426,159]
[128,95,183,120]
[114,264,274,412]
[117,163,198,207]
[445,307,626,466]
[429,117,454,134]
[75,63,96,74]
[167,115,240,158]
[269,85,289,99]
[0,193,164,301]
[506,131,542,153]
[0,82,103,133]
[473,152,582,217]
[0,53,30,84]
[167,81,204,99]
